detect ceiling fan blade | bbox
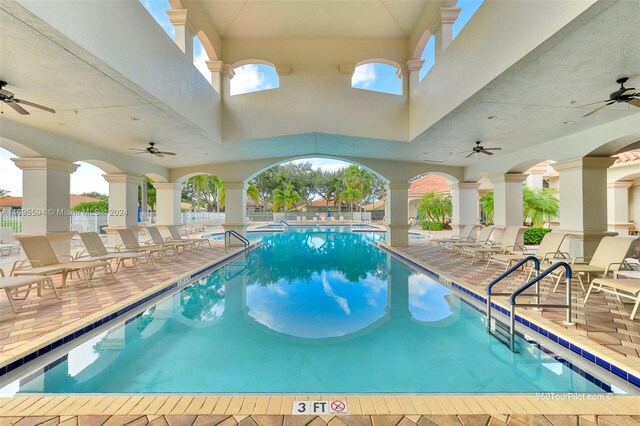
[577,100,608,108]
[134,152,148,155]
[582,103,609,117]
[621,89,637,96]
[627,98,640,108]
[465,152,475,158]
[129,148,147,151]
[480,150,494,155]
[155,153,165,158]
[483,147,502,151]
[14,98,55,113]
[157,151,176,156]
[5,101,29,115]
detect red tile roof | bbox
[408,174,451,196]
[0,195,99,208]
[615,151,640,163]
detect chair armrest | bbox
[0,268,4,277]
[75,249,89,259]
[570,256,591,265]
[604,262,626,276]
[56,254,75,262]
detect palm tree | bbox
[188,175,210,212]
[272,183,300,212]
[481,187,559,226]
[342,165,373,212]
[341,187,362,213]
[417,191,452,225]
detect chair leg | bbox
[4,288,18,314]
[630,298,640,320]
[584,282,596,303]
[47,278,61,299]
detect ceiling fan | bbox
[0,81,55,115]
[581,77,640,117]
[457,141,502,158]
[129,142,176,158]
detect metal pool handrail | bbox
[225,230,249,253]
[280,219,290,227]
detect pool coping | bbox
[0,244,255,376]
[375,242,640,391]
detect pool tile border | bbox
[0,246,254,378]
[376,243,640,391]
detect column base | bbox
[103,226,142,247]
[608,223,634,237]
[223,223,248,237]
[14,231,76,256]
[560,230,618,258]
[387,223,410,247]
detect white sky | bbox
[0,147,349,197]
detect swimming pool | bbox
[3,228,615,393]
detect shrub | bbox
[524,227,551,245]
[422,221,445,231]
[71,200,109,213]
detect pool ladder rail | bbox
[280,219,290,228]
[224,230,250,253]
[486,256,574,352]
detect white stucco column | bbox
[166,9,195,58]
[490,173,526,227]
[103,174,142,245]
[450,182,480,236]
[154,183,183,226]
[406,59,424,95]
[223,182,247,236]
[551,157,616,257]
[222,65,236,97]
[12,158,78,253]
[435,7,461,61]
[386,182,410,247]
[632,180,640,227]
[607,181,632,236]
[206,60,224,93]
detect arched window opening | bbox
[0,147,21,200]
[352,63,402,96]
[418,37,435,82]
[453,0,484,39]
[139,0,174,38]
[193,36,209,81]
[230,64,279,96]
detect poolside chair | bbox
[428,224,479,248]
[487,232,570,271]
[460,226,526,265]
[552,237,637,292]
[0,227,21,256]
[585,277,640,320]
[167,225,212,249]
[117,228,177,260]
[441,226,496,256]
[77,232,155,272]
[0,267,60,313]
[12,236,115,287]
[147,226,194,253]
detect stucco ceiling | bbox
[195,0,433,39]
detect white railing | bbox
[249,211,371,223]
[0,210,22,233]
[70,212,108,233]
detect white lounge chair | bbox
[553,237,637,292]
[0,227,21,256]
[428,224,480,248]
[12,236,115,287]
[442,226,496,256]
[167,225,212,249]
[78,232,155,272]
[147,226,194,253]
[117,228,177,260]
[460,226,526,265]
[585,277,640,320]
[1,267,60,313]
[487,232,570,271]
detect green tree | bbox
[138,177,156,211]
[0,189,10,197]
[481,187,559,226]
[342,165,373,211]
[71,200,109,213]
[80,191,107,200]
[272,182,300,212]
[417,191,452,225]
[340,187,363,213]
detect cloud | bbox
[352,63,377,89]
[322,272,351,316]
[230,64,277,96]
[194,46,210,82]
[0,152,22,196]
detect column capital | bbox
[166,9,196,32]
[102,174,143,185]
[406,59,425,73]
[440,7,461,24]
[12,157,79,173]
[488,173,527,184]
[206,60,224,73]
[275,64,292,76]
[608,181,633,189]
[153,182,183,191]
[450,181,481,190]
[551,157,616,173]
[338,63,355,75]
[223,182,247,190]
[224,64,236,79]
[386,182,411,190]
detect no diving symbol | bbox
[330,401,346,413]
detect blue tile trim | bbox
[0,248,250,378]
[378,244,640,391]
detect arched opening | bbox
[608,149,640,234]
[246,156,388,222]
[69,161,111,234]
[408,172,457,230]
[351,60,402,95]
[0,147,23,234]
[230,61,279,96]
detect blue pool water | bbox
[11,228,605,393]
